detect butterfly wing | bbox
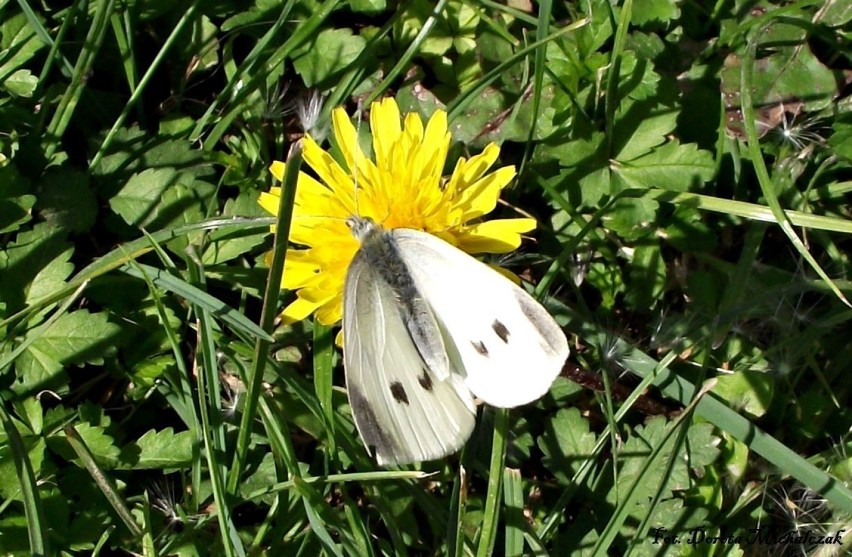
[391,229,569,408]
[343,249,476,465]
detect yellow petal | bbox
[455,218,536,253]
[315,293,344,325]
[281,255,320,288]
[371,98,401,169]
[457,166,516,221]
[303,135,356,207]
[281,296,322,324]
[456,144,500,187]
[269,161,286,180]
[258,189,282,215]
[414,110,450,183]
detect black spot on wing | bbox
[348,386,399,458]
[471,340,489,356]
[492,319,510,343]
[389,381,409,404]
[418,368,434,391]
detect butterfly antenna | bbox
[353,99,363,217]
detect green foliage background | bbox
[0,0,851,555]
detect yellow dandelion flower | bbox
[258,97,536,326]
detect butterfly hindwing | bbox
[343,249,476,465]
[391,228,569,408]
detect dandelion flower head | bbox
[258,98,536,325]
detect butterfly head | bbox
[346,215,382,243]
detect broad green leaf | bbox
[538,408,596,484]
[117,428,194,469]
[3,68,37,97]
[349,0,386,13]
[613,100,679,161]
[201,191,268,265]
[625,243,666,310]
[0,223,73,313]
[614,140,715,191]
[13,310,121,395]
[662,206,718,253]
[25,247,74,306]
[36,169,98,233]
[587,260,625,309]
[629,499,711,556]
[154,180,216,252]
[0,12,46,81]
[108,168,179,227]
[180,15,218,75]
[109,169,214,236]
[48,423,121,469]
[607,418,719,518]
[127,354,174,395]
[604,196,659,238]
[0,166,35,234]
[90,128,208,184]
[619,52,660,101]
[820,0,852,25]
[241,452,278,503]
[829,115,852,161]
[631,0,680,25]
[720,30,836,113]
[713,370,774,418]
[0,435,45,500]
[292,28,366,87]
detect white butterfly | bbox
[343,215,569,465]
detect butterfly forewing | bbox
[343,248,476,465]
[391,228,569,408]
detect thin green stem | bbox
[228,142,303,494]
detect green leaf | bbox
[108,168,214,236]
[619,52,660,101]
[829,115,852,161]
[117,428,194,469]
[241,452,278,503]
[586,260,625,309]
[605,197,659,239]
[127,354,174,396]
[821,0,852,25]
[713,370,774,418]
[180,15,219,75]
[625,243,666,310]
[614,140,715,192]
[607,418,719,518]
[349,0,386,13]
[0,223,73,314]
[631,0,680,25]
[153,180,216,252]
[91,128,208,190]
[613,101,679,161]
[292,28,366,87]
[0,12,46,82]
[720,29,837,112]
[201,191,268,265]
[662,206,718,253]
[47,423,121,469]
[36,169,98,233]
[538,408,596,484]
[0,166,35,234]
[3,68,37,97]
[108,168,179,227]
[0,435,45,500]
[13,310,121,395]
